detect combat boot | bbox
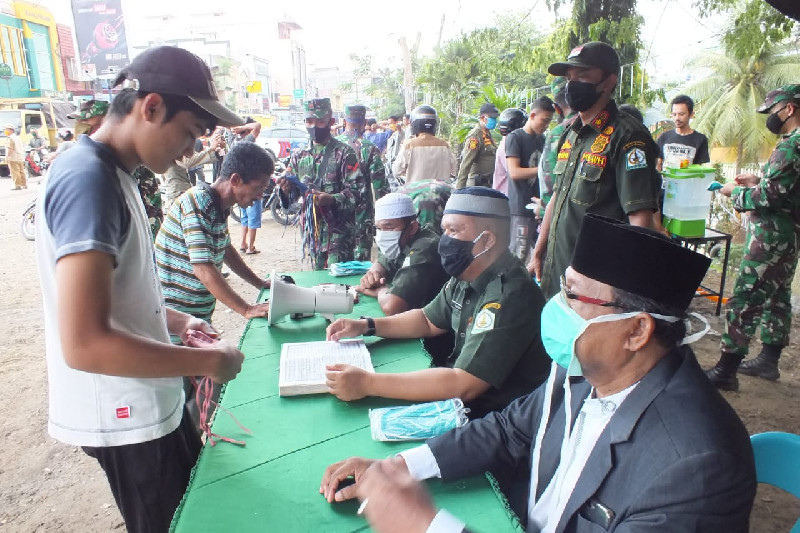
[739,343,781,381]
[705,353,742,391]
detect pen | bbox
[357,498,369,516]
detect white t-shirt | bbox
[36,136,183,447]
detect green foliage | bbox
[694,0,795,61]
[684,44,800,169]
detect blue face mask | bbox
[368,398,469,441]
[486,117,498,130]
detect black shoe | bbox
[705,364,739,391]
[739,356,780,381]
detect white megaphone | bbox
[267,270,355,326]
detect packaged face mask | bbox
[369,399,469,441]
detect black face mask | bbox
[766,107,789,135]
[438,232,490,278]
[307,126,331,144]
[564,80,604,112]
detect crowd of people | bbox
[30,39,800,533]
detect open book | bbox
[279,340,374,396]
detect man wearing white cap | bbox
[325,187,551,419]
[358,192,448,316]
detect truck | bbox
[0,98,75,177]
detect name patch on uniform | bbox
[482,302,501,310]
[116,406,131,419]
[467,138,479,150]
[557,149,570,161]
[590,134,610,154]
[626,148,647,170]
[581,152,608,168]
[472,308,496,333]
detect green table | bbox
[171,271,522,532]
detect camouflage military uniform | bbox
[721,126,800,355]
[398,179,453,234]
[336,131,389,259]
[133,166,164,240]
[287,139,369,269]
[456,124,497,188]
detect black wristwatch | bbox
[361,316,376,337]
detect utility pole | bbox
[399,35,415,113]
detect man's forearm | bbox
[534,194,556,251]
[508,164,538,181]
[367,367,487,402]
[377,289,410,316]
[193,262,252,316]
[165,307,192,336]
[374,309,444,338]
[224,245,266,289]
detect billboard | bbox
[71,0,129,76]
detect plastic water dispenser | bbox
[662,165,715,237]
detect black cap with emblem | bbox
[548,42,621,77]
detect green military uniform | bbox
[540,102,660,298]
[376,225,448,309]
[398,179,453,234]
[422,250,551,418]
[456,124,497,189]
[133,166,163,240]
[721,127,800,356]
[288,99,370,269]
[540,111,578,206]
[336,120,388,260]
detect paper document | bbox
[279,340,374,396]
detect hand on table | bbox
[355,286,380,298]
[320,456,379,503]
[326,318,367,341]
[360,269,385,290]
[243,302,270,320]
[325,364,372,401]
[356,458,437,533]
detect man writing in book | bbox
[325,187,551,419]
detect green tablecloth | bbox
[171,271,523,532]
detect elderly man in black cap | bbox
[321,214,756,533]
[456,103,500,189]
[530,42,661,300]
[324,186,551,420]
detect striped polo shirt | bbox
[155,183,230,322]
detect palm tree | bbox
[684,44,800,174]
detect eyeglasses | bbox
[560,275,633,310]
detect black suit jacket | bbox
[428,346,756,532]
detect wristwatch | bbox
[361,316,376,337]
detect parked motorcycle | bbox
[229,157,303,226]
[21,198,36,241]
[25,147,49,177]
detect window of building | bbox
[0,25,26,76]
[31,32,54,92]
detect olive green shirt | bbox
[456,124,497,188]
[541,102,660,299]
[377,226,448,309]
[422,250,550,417]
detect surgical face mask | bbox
[565,79,604,112]
[486,117,498,130]
[307,125,331,144]
[766,106,789,135]
[375,228,404,260]
[438,231,490,278]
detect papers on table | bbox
[279,340,374,396]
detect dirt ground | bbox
[0,176,798,532]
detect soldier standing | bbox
[336,104,388,260]
[281,98,370,269]
[456,103,500,188]
[706,85,800,391]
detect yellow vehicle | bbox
[0,98,73,177]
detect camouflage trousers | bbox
[721,229,799,355]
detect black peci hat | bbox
[571,214,710,311]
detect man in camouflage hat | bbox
[68,99,109,136]
[397,178,453,236]
[336,104,389,260]
[280,98,370,268]
[456,102,499,188]
[706,84,800,391]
